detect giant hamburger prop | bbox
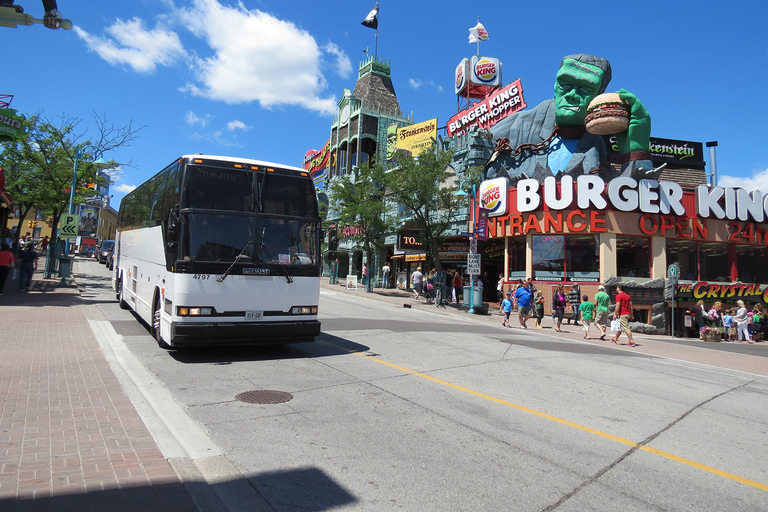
[585,93,630,135]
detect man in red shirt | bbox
[612,284,638,347]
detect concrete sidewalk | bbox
[322,279,768,378]
[0,258,198,511]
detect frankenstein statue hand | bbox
[614,89,651,155]
[43,8,61,29]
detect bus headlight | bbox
[177,307,213,316]
[290,306,318,315]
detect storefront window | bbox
[736,245,768,283]
[699,242,729,281]
[565,235,599,280]
[532,235,599,281]
[508,237,526,279]
[616,236,650,278]
[532,235,564,280]
[667,240,697,280]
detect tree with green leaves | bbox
[385,147,481,272]
[0,112,141,239]
[329,162,391,291]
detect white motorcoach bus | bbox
[112,154,321,348]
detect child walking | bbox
[534,290,545,328]
[579,294,595,339]
[500,292,513,328]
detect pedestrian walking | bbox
[18,242,38,291]
[500,292,513,327]
[567,283,581,324]
[594,285,610,340]
[496,273,504,305]
[693,299,706,339]
[382,262,391,289]
[411,266,423,299]
[513,281,533,329]
[552,283,566,332]
[452,272,462,303]
[0,243,16,295]
[579,294,595,339]
[611,284,637,346]
[534,290,545,328]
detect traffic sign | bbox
[469,238,478,254]
[667,264,679,279]
[467,253,481,275]
[60,214,78,238]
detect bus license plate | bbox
[245,310,263,320]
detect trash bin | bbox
[462,286,484,307]
[58,256,73,278]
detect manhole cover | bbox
[236,390,293,404]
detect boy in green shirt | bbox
[579,294,596,339]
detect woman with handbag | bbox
[0,243,17,295]
[552,283,567,332]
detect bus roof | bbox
[180,155,307,174]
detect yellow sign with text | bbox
[396,118,437,157]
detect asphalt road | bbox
[76,259,768,511]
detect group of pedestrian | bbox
[499,281,637,346]
[694,299,762,343]
[0,240,39,295]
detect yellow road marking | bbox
[355,352,768,493]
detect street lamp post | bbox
[455,180,477,314]
[59,144,110,281]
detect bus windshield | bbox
[181,214,318,266]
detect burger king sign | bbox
[480,177,508,217]
[470,56,501,87]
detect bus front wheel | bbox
[153,300,171,350]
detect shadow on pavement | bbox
[3,466,357,512]
[168,333,369,364]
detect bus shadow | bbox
[168,333,369,364]
[2,466,357,512]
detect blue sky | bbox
[3,0,767,209]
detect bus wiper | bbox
[217,240,253,283]
[260,228,294,284]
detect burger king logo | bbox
[455,59,468,94]
[479,177,508,217]
[473,58,497,84]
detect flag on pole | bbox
[361,3,379,29]
[468,22,489,43]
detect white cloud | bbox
[324,42,352,78]
[719,168,768,194]
[178,0,338,115]
[408,78,444,93]
[75,18,186,73]
[227,120,249,131]
[186,111,211,127]
[114,183,137,194]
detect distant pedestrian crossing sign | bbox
[61,214,78,238]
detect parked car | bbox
[78,247,97,259]
[98,240,115,264]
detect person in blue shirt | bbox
[513,281,533,329]
[722,309,733,341]
[499,292,513,327]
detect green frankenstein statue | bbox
[485,54,655,185]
